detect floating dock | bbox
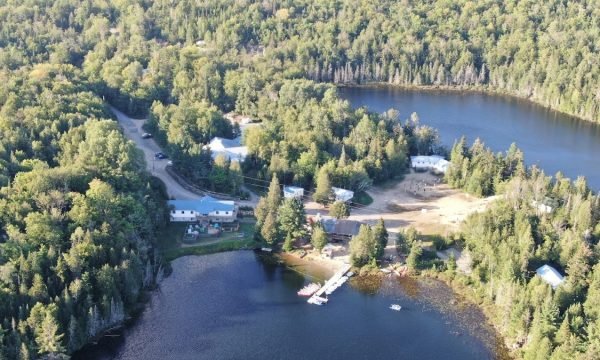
[307,264,352,305]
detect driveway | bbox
[110,106,258,206]
[110,106,199,200]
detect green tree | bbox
[372,218,388,259]
[329,201,350,219]
[35,308,65,355]
[406,241,423,273]
[313,167,332,204]
[311,224,328,252]
[260,211,279,246]
[349,225,378,267]
[278,198,306,240]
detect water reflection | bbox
[339,86,600,190]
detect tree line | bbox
[443,138,600,358]
[0,65,165,357]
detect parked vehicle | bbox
[142,133,152,139]
[154,152,167,159]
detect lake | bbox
[339,86,600,190]
[76,252,505,359]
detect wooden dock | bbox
[307,264,352,305]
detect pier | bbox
[307,264,352,305]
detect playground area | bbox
[182,222,241,243]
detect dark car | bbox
[142,132,153,139]
[154,152,167,159]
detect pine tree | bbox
[406,241,423,273]
[36,312,64,355]
[313,167,332,204]
[278,198,306,240]
[261,211,279,246]
[311,224,328,252]
[266,175,282,212]
[372,218,388,259]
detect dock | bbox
[307,264,352,305]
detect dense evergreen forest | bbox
[0,0,598,358]
[445,138,600,359]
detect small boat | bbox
[389,304,402,311]
[298,283,320,297]
[260,247,273,252]
[308,296,328,305]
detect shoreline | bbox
[336,82,597,125]
[278,249,512,359]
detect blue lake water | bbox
[339,86,600,190]
[76,252,504,359]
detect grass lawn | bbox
[157,221,259,261]
[353,191,374,206]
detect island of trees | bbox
[0,0,599,358]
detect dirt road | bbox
[111,106,205,200]
[111,106,258,206]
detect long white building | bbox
[168,196,237,223]
[410,155,450,173]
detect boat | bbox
[260,247,273,252]
[298,283,320,297]
[308,296,328,305]
[389,304,402,311]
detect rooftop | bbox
[536,264,565,289]
[321,218,362,237]
[168,196,235,214]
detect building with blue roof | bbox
[168,196,237,223]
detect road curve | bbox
[110,106,199,200]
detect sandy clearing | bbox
[348,171,497,235]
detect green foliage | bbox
[311,224,328,252]
[406,242,423,273]
[349,224,383,267]
[1,0,599,357]
[278,198,307,240]
[313,167,332,204]
[329,201,350,219]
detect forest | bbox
[0,0,598,358]
[444,138,600,359]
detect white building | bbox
[410,155,450,173]
[168,196,237,223]
[531,200,553,214]
[205,136,248,162]
[332,187,354,202]
[536,264,565,289]
[283,186,304,200]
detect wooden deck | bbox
[307,264,352,305]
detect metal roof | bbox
[168,196,235,214]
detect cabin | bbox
[536,265,565,289]
[168,196,237,223]
[204,137,248,162]
[320,217,362,242]
[410,155,450,174]
[283,186,304,200]
[332,187,354,202]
